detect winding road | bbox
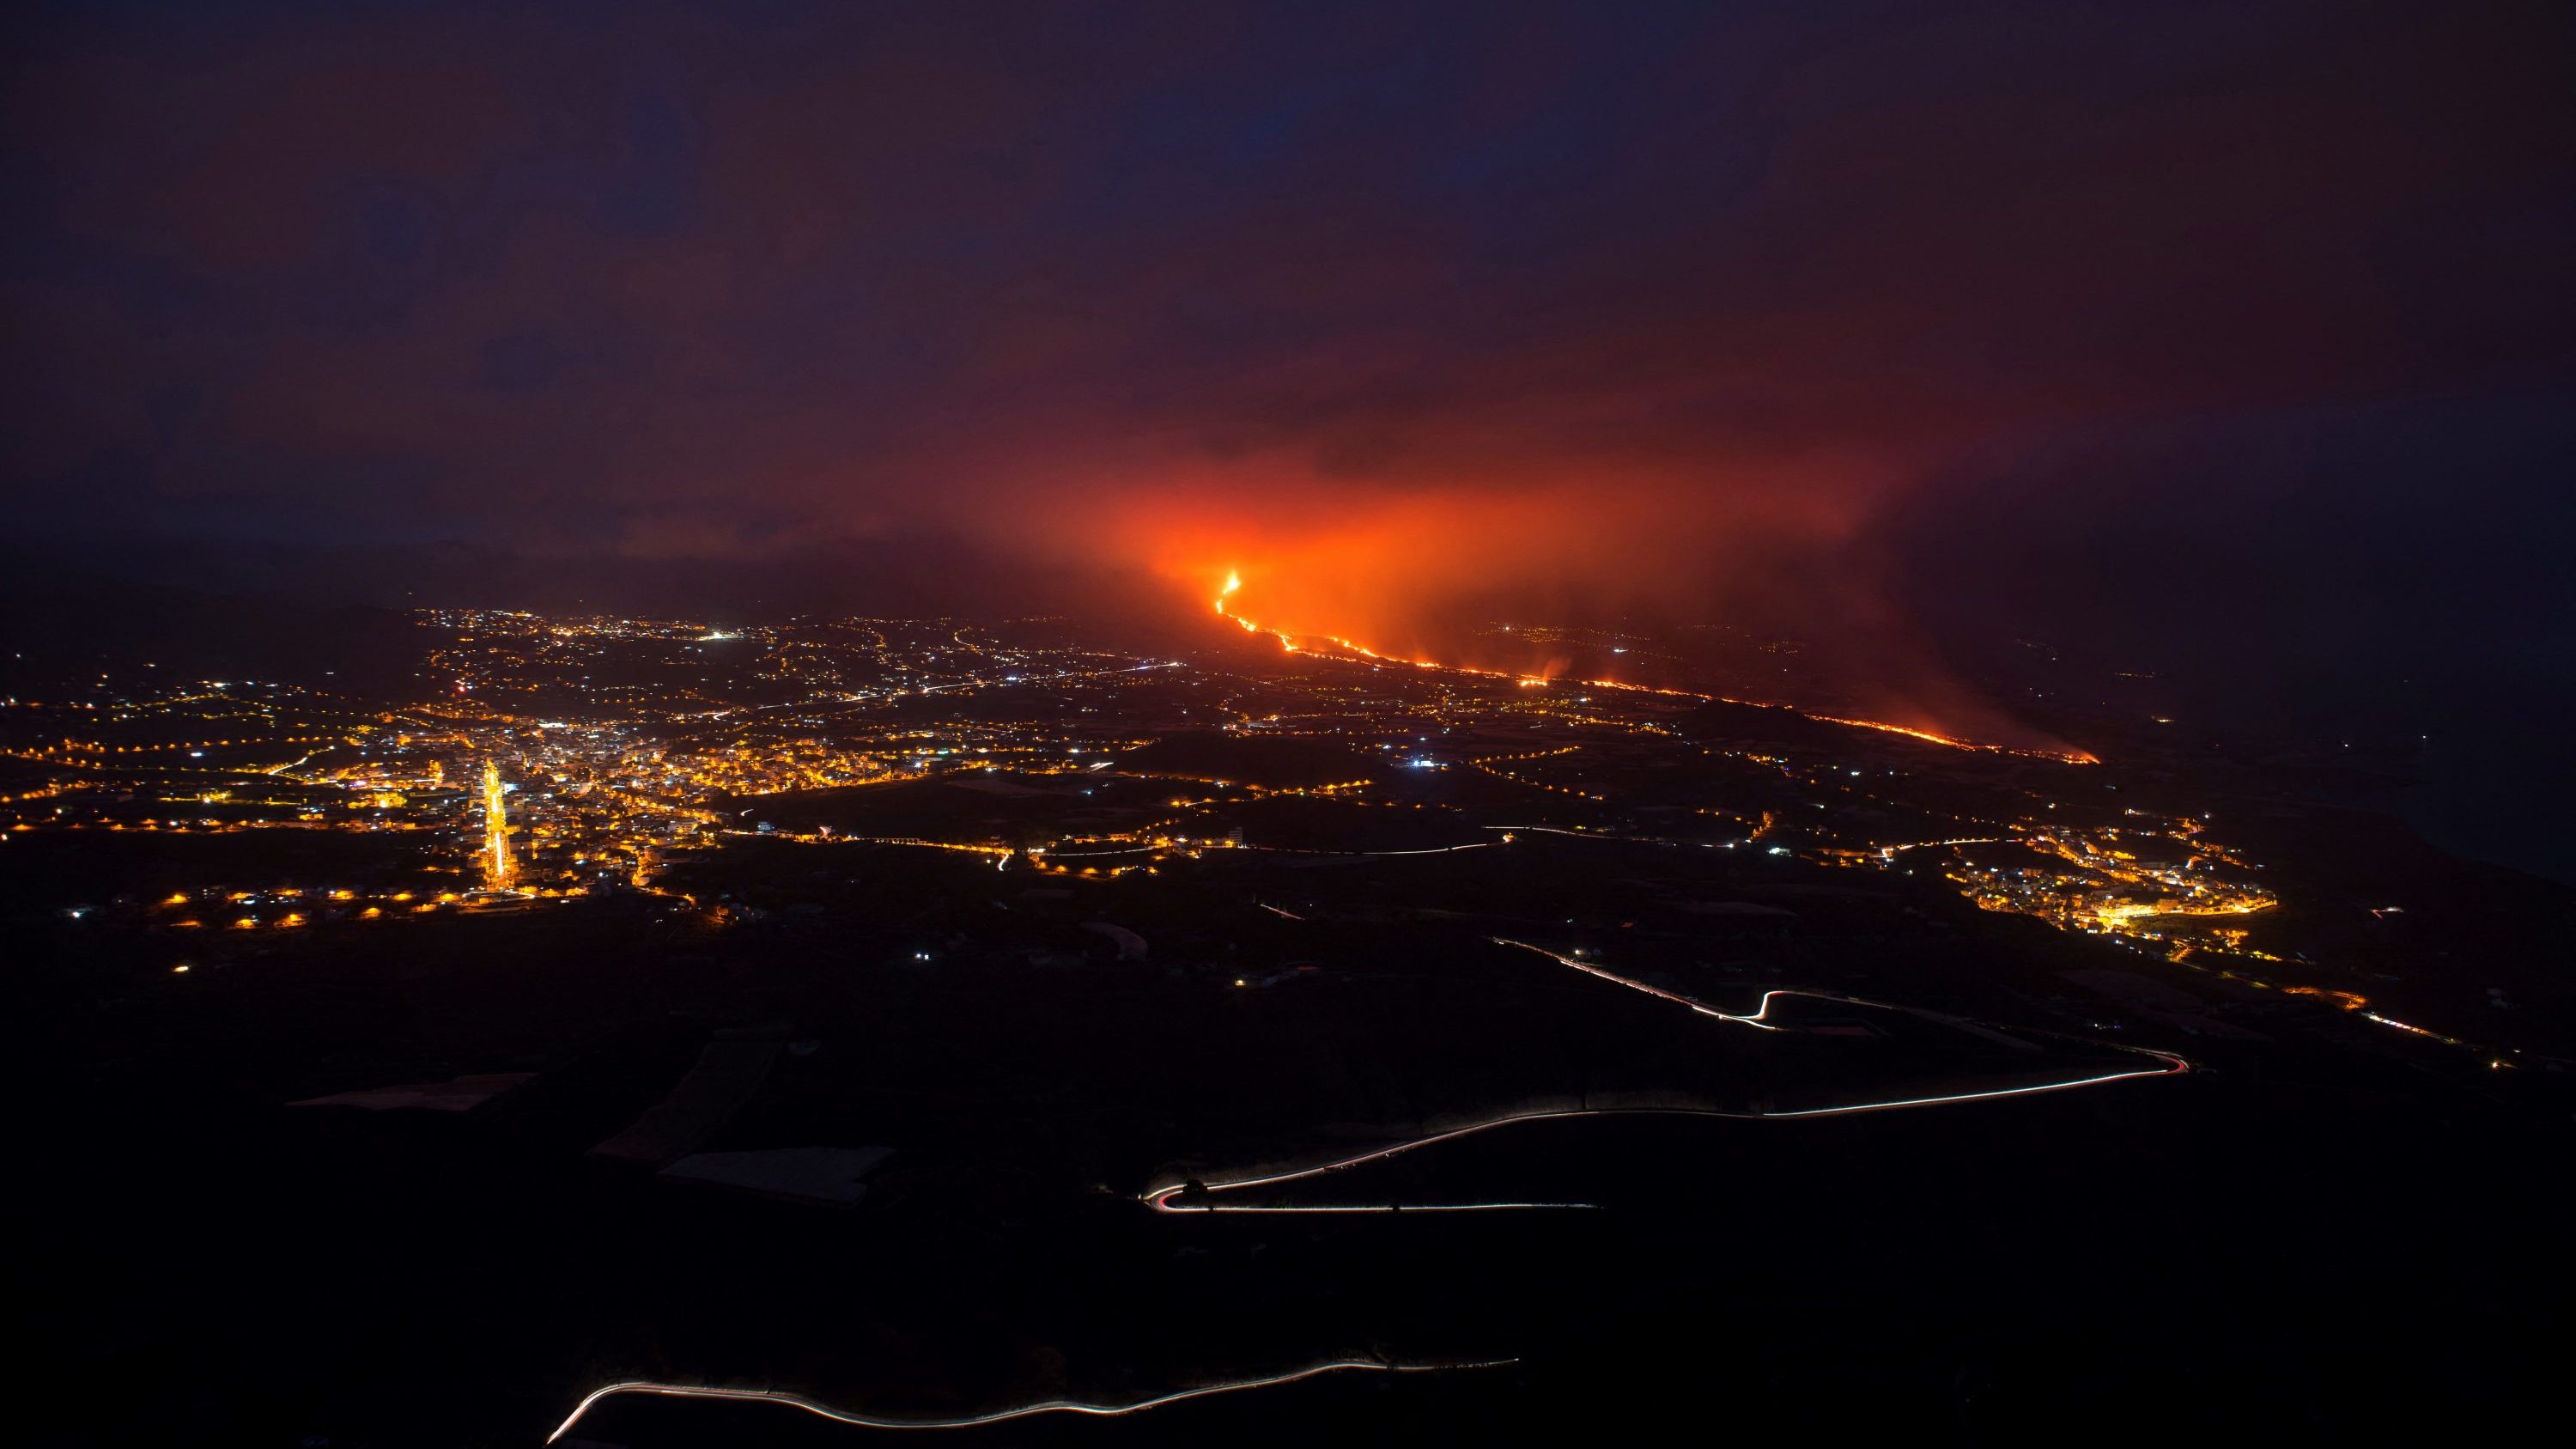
[1142,937,2188,1214]
[547,1358,1516,1443]
[550,938,2187,1439]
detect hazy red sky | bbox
[4,1,2571,699]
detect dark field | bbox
[21,825,2571,1446]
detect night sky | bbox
[6,2,2573,866]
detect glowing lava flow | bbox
[1142,936,2185,1215]
[1209,575,2095,763]
[547,1359,1514,1442]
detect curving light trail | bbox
[1145,936,2186,1214]
[548,1358,1514,1443]
[558,775,2167,1438]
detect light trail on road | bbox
[548,1358,1515,1442]
[1145,937,2186,1214]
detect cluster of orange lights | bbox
[2281,985,2369,1011]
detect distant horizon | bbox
[9,541,2568,886]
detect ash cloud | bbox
[4,1,2570,743]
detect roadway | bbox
[1143,936,2188,1214]
[546,1358,1516,1443]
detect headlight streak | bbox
[1144,936,2186,1215]
[547,1358,1516,1443]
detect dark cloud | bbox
[3,1,2570,728]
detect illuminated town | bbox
[3,599,2528,1067]
[9,589,2563,1446]
[14,3,2572,1441]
